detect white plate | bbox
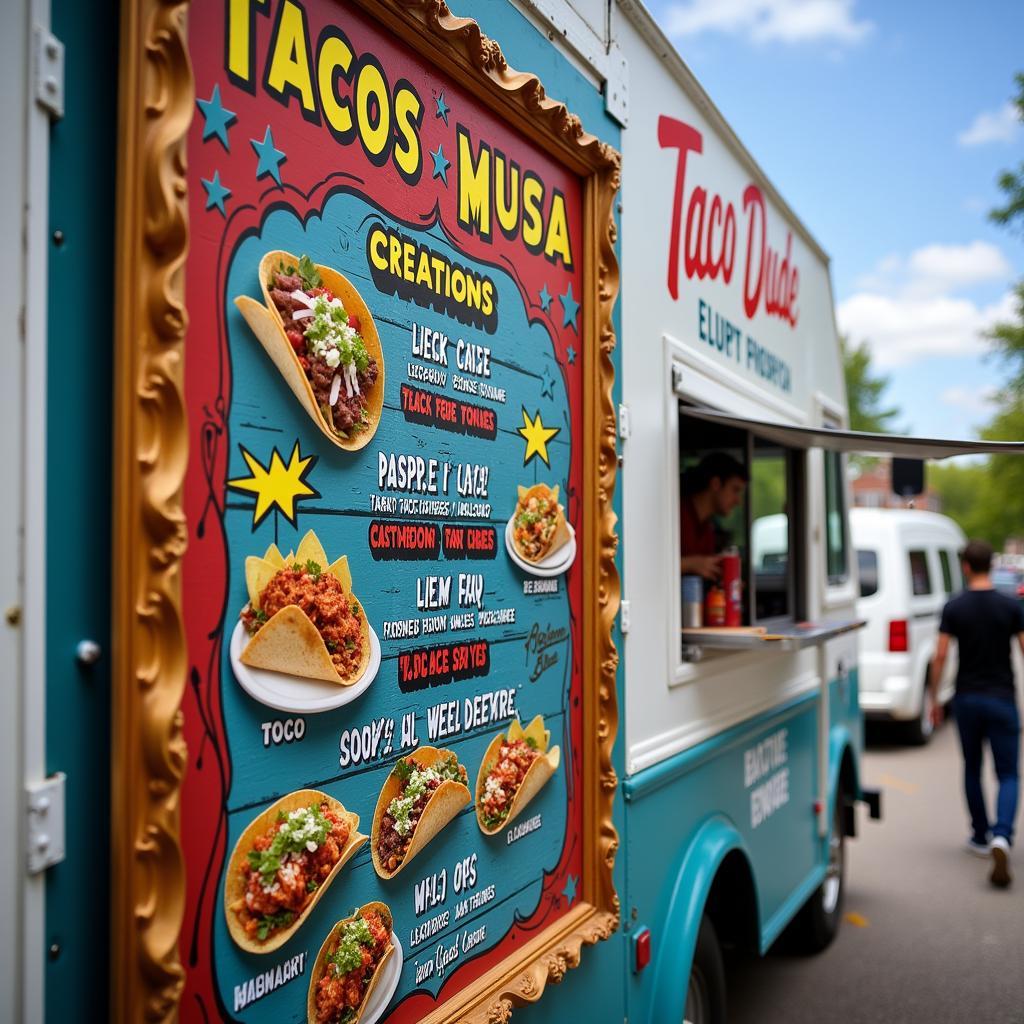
[229,618,380,714]
[360,933,403,1024]
[504,518,577,578]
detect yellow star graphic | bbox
[517,408,560,467]
[228,441,319,527]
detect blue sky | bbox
[643,0,1024,439]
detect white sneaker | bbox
[965,837,991,858]
[990,836,1012,888]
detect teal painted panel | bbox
[624,697,826,1024]
[44,0,116,1018]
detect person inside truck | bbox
[679,451,748,580]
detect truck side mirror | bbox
[891,458,925,498]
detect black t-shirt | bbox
[939,589,1024,700]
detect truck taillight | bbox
[888,619,909,652]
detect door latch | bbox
[26,772,66,873]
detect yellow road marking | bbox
[876,773,919,796]
[845,912,870,928]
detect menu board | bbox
[171,2,608,1021]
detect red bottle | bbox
[705,586,726,627]
[721,547,742,626]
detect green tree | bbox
[842,336,901,434]
[933,71,1024,550]
[989,72,1024,237]
[987,73,1024,397]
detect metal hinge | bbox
[620,599,630,634]
[618,403,630,441]
[26,772,66,873]
[33,26,65,120]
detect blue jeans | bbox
[953,693,1020,846]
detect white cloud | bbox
[838,243,1015,369]
[939,386,999,417]
[665,0,873,45]
[854,241,1011,299]
[957,103,1021,147]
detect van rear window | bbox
[938,550,953,593]
[857,549,879,598]
[909,550,932,596]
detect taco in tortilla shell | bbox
[475,715,561,835]
[224,789,366,954]
[307,902,394,1024]
[234,250,385,451]
[240,530,371,685]
[371,747,470,879]
[511,484,571,563]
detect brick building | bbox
[850,460,942,512]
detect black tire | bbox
[903,680,935,746]
[788,799,846,953]
[683,915,727,1024]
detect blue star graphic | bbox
[251,126,287,185]
[562,874,578,907]
[201,171,231,216]
[539,284,552,311]
[559,283,580,332]
[567,345,577,365]
[435,91,450,126]
[196,84,236,150]
[541,366,557,400]
[430,143,451,186]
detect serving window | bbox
[679,407,806,631]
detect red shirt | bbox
[681,496,717,556]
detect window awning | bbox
[681,405,1024,460]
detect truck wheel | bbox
[904,680,934,746]
[789,800,845,953]
[683,915,727,1024]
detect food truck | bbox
[6,1,1024,1023]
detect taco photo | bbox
[307,902,395,1024]
[371,748,470,879]
[223,789,366,954]
[234,250,385,451]
[476,715,561,835]
[240,530,371,686]
[510,483,571,564]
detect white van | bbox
[852,508,965,743]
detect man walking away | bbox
[931,539,1024,888]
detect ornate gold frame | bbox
[111,2,620,1021]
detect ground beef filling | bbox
[236,804,351,941]
[244,567,364,678]
[270,271,378,437]
[376,783,437,874]
[375,758,468,873]
[315,911,391,1024]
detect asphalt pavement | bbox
[726,718,1024,1024]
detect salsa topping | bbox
[235,802,352,942]
[269,255,378,438]
[376,755,467,873]
[315,909,392,1024]
[480,737,540,829]
[242,562,364,678]
[513,492,560,562]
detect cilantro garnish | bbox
[256,910,295,941]
[297,254,322,291]
[247,804,331,886]
[305,559,322,581]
